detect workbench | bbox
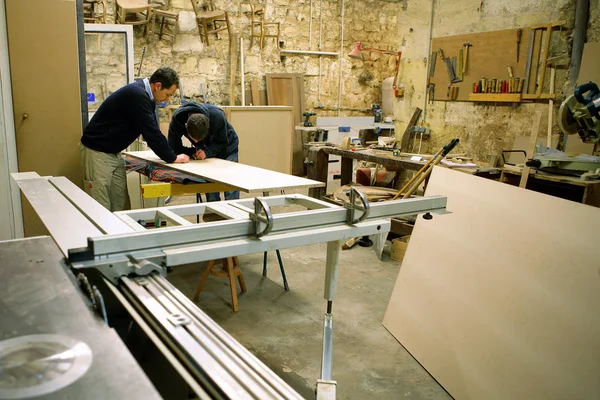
[125,150,325,201]
[305,145,501,198]
[501,167,600,207]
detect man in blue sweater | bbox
[168,101,239,201]
[80,67,190,211]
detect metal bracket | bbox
[168,313,191,326]
[76,259,166,286]
[249,197,274,237]
[344,187,370,224]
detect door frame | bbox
[0,0,23,239]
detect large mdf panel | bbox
[6,0,83,236]
[383,167,600,400]
[223,106,293,174]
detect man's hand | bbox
[174,154,190,163]
[193,149,206,160]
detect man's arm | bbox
[132,101,179,163]
[168,119,196,157]
[201,109,229,158]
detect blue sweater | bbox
[81,80,177,163]
[168,102,238,159]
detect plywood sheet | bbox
[577,41,600,86]
[383,166,600,400]
[430,28,530,101]
[222,106,294,174]
[125,150,324,193]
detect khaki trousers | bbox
[80,143,131,211]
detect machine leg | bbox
[275,249,289,291]
[316,240,340,399]
[262,252,268,276]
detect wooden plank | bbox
[399,107,422,152]
[521,93,556,100]
[124,150,324,193]
[527,29,543,94]
[383,166,600,400]
[250,80,260,105]
[229,33,238,105]
[468,93,522,102]
[431,28,530,101]
[519,110,542,187]
[535,24,553,97]
[576,41,600,86]
[306,147,329,199]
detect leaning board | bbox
[383,167,600,400]
[124,150,324,193]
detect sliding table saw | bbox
[7,171,449,399]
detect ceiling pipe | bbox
[568,0,589,88]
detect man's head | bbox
[186,113,210,143]
[149,67,179,103]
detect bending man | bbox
[168,101,240,201]
[80,67,189,211]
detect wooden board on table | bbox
[383,166,600,400]
[430,28,529,101]
[124,150,324,193]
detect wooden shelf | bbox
[468,93,522,102]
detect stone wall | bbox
[396,0,599,160]
[94,0,598,160]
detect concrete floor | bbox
[164,192,452,400]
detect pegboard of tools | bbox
[429,27,530,102]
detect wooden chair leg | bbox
[193,259,215,300]
[225,12,231,41]
[202,19,209,45]
[260,22,265,49]
[159,17,165,40]
[225,257,238,312]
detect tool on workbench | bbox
[450,86,459,100]
[303,111,317,127]
[428,83,435,103]
[392,138,460,200]
[136,46,146,78]
[439,48,461,83]
[516,28,522,63]
[458,49,464,80]
[558,81,600,144]
[524,30,535,94]
[463,42,472,76]
[429,51,437,77]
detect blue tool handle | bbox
[441,138,460,156]
[574,82,599,104]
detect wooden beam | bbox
[519,110,543,188]
[399,107,422,152]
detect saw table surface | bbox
[125,150,325,193]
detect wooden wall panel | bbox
[223,106,294,174]
[383,167,600,400]
[266,74,305,128]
